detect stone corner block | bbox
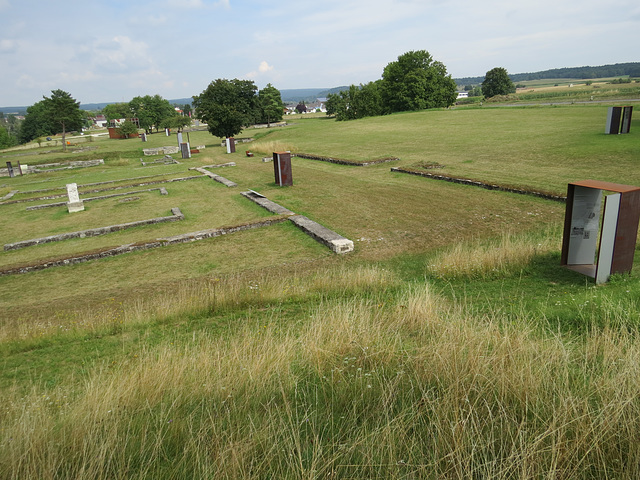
[330,238,354,254]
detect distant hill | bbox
[455,62,640,86]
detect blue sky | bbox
[1,0,638,106]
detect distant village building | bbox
[456,92,469,99]
[92,115,108,127]
[286,98,327,114]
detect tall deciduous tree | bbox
[381,50,457,113]
[19,100,54,144]
[193,79,258,139]
[160,115,192,132]
[481,67,515,98]
[0,125,13,148]
[102,103,132,123]
[129,95,175,133]
[257,83,284,127]
[117,119,139,139]
[328,82,383,121]
[42,89,84,151]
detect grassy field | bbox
[1,102,640,478]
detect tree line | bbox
[324,50,458,121]
[456,62,640,86]
[1,81,285,149]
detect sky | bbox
[1,0,638,107]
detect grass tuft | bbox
[427,229,561,279]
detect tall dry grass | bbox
[248,140,296,156]
[0,264,398,344]
[2,282,640,478]
[427,229,561,279]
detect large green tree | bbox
[20,100,56,144]
[380,50,457,113]
[129,95,175,133]
[481,67,515,98]
[257,83,284,127]
[102,103,132,123]
[193,79,258,139]
[0,125,13,149]
[159,115,192,132]
[327,81,383,121]
[42,90,84,151]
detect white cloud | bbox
[166,0,204,8]
[247,60,276,80]
[165,0,229,8]
[259,61,274,73]
[77,36,154,73]
[0,39,16,53]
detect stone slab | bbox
[1,190,19,201]
[66,183,81,203]
[288,215,354,254]
[195,168,237,187]
[241,191,295,215]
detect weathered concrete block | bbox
[163,146,180,155]
[289,215,354,254]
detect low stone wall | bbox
[241,191,353,253]
[142,146,180,156]
[190,162,236,170]
[4,208,184,251]
[195,168,237,187]
[295,153,399,167]
[289,215,354,254]
[8,173,177,195]
[241,191,295,215]
[25,188,166,210]
[2,176,205,206]
[0,217,288,276]
[140,155,180,166]
[33,159,104,173]
[0,159,104,176]
[390,167,566,202]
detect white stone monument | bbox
[66,183,85,213]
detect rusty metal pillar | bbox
[273,151,293,186]
[621,106,633,134]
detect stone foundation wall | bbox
[390,168,566,202]
[4,208,185,251]
[295,153,399,167]
[0,217,287,276]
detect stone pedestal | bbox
[66,183,85,213]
